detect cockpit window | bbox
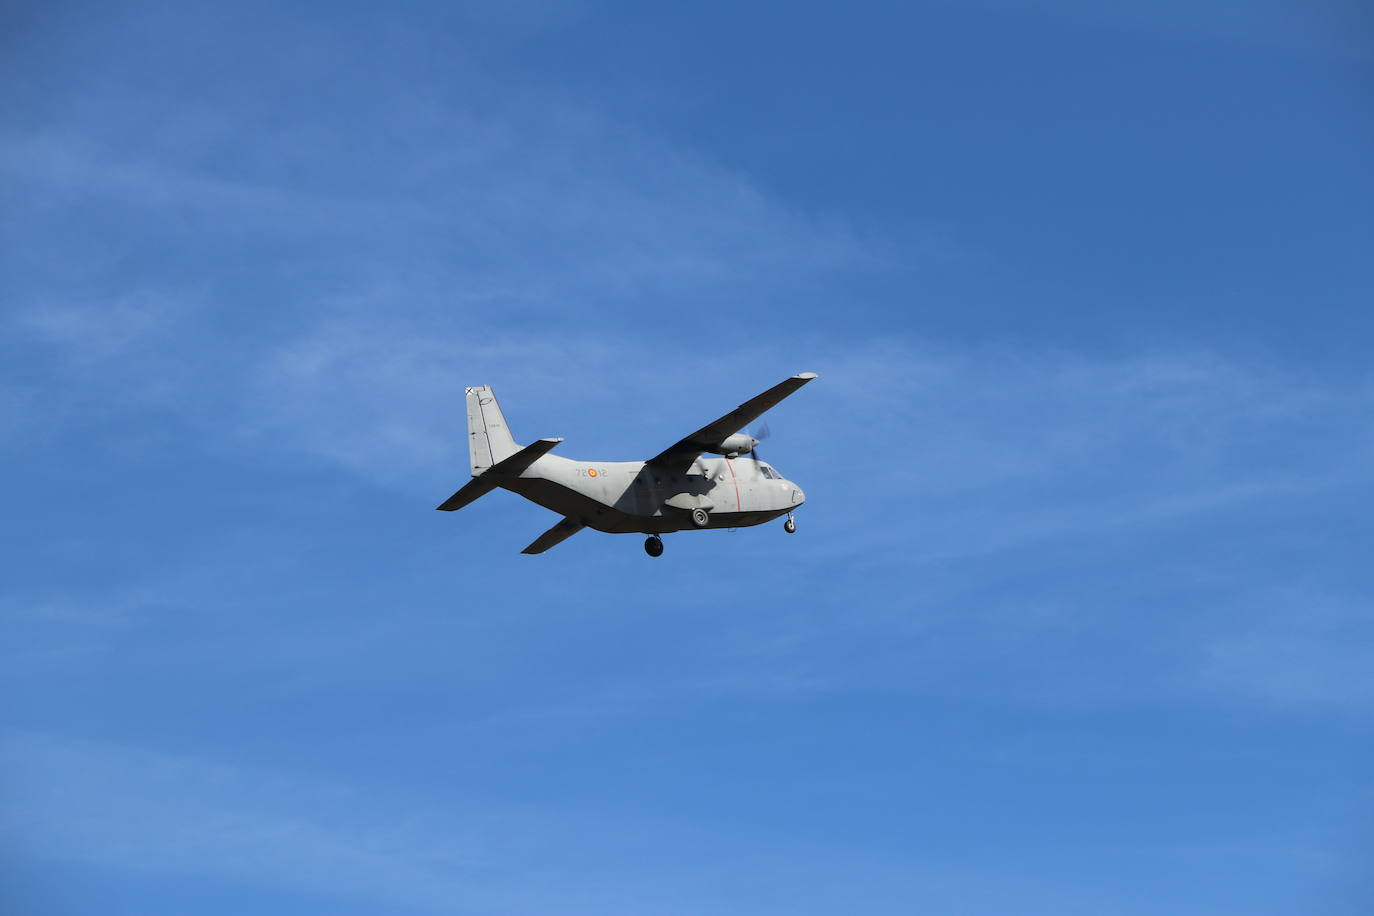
[761,466,778,479]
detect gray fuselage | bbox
[499,454,805,535]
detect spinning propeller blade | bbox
[748,423,771,465]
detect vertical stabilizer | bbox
[467,386,520,474]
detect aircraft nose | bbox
[791,484,805,506]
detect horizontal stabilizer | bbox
[436,437,562,512]
[521,517,584,554]
[488,437,563,477]
[436,477,496,512]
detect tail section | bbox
[439,386,560,514]
[438,436,563,511]
[467,386,519,474]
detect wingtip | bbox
[796,371,819,380]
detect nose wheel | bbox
[784,513,797,534]
[644,535,664,557]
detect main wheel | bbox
[690,507,710,528]
[644,535,664,557]
[784,517,797,534]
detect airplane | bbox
[436,372,818,556]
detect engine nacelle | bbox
[710,434,759,457]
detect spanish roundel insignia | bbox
[587,468,598,477]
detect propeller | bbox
[748,422,771,466]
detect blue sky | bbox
[3,1,1373,913]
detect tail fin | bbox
[467,386,520,474]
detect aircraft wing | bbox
[521,516,585,554]
[647,372,818,473]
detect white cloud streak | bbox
[1,729,1171,916]
[1198,591,1374,708]
[1,732,498,913]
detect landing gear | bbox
[644,535,664,557]
[690,507,710,528]
[783,514,797,534]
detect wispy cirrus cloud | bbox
[6,728,1312,916]
[213,326,1374,716]
[1,54,875,308]
[5,6,1370,913]
[1197,591,1374,708]
[12,267,1373,717]
[1,731,499,913]
[4,40,882,458]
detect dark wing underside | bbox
[521,516,585,554]
[646,372,818,474]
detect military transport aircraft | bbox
[437,372,818,556]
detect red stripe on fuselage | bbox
[725,458,742,511]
